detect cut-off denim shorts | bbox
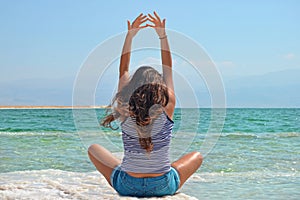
[110,166,180,197]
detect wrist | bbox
[126,33,134,40]
[159,35,167,40]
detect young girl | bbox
[88,12,203,197]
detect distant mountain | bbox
[224,68,299,89]
[0,77,74,105]
[223,69,300,107]
[0,69,299,107]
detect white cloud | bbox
[137,56,161,65]
[283,53,295,60]
[220,60,234,67]
[136,56,178,68]
[217,60,235,67]
[188,60,235,69]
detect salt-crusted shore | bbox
[0,169,198,200]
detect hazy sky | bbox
[1,0,299,107]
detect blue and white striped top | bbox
[120,112,174,173]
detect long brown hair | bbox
[101,66,169,152]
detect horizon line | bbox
[0,105,299,109]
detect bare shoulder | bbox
[164,88,175,120]
[118,71,130,92]
[164,102,175,120]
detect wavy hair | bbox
[101,66,169,152]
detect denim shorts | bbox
[110,166,180,197]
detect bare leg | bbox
[171,151,203,189]
[88,144,121,186]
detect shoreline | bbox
[0,169,198,200]
[0,105,109,109]
[0,106,298,110]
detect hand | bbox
[127,13,148,38]
[147,11,166,38]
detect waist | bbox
[126,171,165,178]
[121,157,171,174]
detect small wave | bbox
[185,171,300,186]
[221,132,300,139]
[0,128,32,132]
[268,132,300,138]
[221,133,258,139]
[0,131,72,137]
[0,127,72,133]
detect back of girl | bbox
[88,12,203,197]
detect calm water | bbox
[0,108,299,199]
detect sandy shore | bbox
[0,105,109,109]
[0,169,198,200]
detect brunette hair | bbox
[101,66,169,152]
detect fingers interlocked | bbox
[127,11,166,31]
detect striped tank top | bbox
[120,112,174,173]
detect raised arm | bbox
[118,13,147,92]
[148,12,175,118]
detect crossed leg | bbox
[171,151,203,189]
[88,144,203,189]
[87,144,121,186]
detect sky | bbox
[0,0,299,107]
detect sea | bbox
[0,108,299,199]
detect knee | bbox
[192,151,203,164]
[88,144,99,155]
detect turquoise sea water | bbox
[0,108,299,199]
